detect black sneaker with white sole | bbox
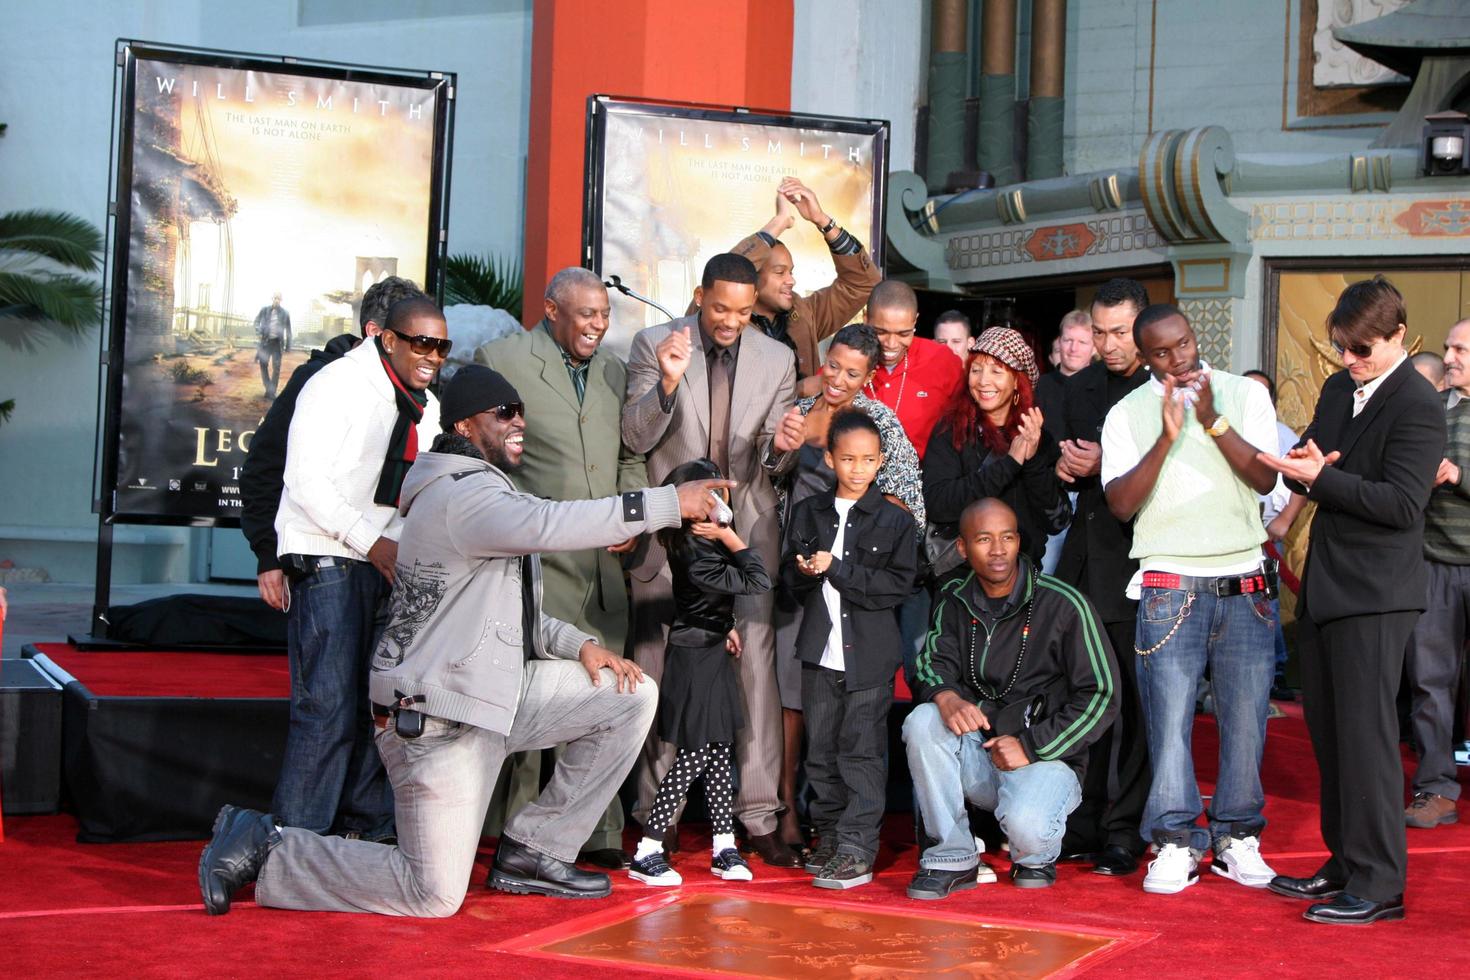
[803,839,837,875]
[711,848,753,880]
[628,850,682,886]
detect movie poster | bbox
[586,99,887,356]
[106,47,450,523]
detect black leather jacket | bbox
[666,534,772,647]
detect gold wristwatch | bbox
[1205,415,1231,438]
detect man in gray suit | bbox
[622,252,799,867]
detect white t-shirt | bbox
[1099,365,1278,598]
[820,497,858,672]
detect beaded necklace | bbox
[967,579,1036,701]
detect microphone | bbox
[603,274,677,322]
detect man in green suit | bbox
[475,267,649,867]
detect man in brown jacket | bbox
[728,178,880,397]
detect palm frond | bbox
[0,399,13,425]
[0,270,104,331]
[443,253,523,319]
[0,210,104,272]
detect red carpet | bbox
[4,706,1470,978]
[31,642,288,698]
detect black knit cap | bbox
[439,364,522,430]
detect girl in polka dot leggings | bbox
[629,459,773,887]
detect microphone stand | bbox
[603,274,677,322]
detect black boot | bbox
[489,837,611,898]
[198,805,281,915]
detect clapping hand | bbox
[1160,377,1186,444]
[796,551,833,577]
[1257,439,1341,488]
[1008,406,1044,464]
[1056,438,1101,483]
[1436,457,1462,487]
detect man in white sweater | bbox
[272,296,448,842]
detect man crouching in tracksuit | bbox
[197,365,735,917]
[904,498,1118,897]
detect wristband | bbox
[819,216,837,235]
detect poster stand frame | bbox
[85,39,456,639]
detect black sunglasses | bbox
[1330,338,1376,359]
[389,328,454,357]
[483,402,525,422]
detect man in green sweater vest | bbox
[1100,305,1282,896]
[1403,317,1470,830]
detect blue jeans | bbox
[899,586,932,688]
[274,559,395,839]
[1135,586,1275,852]
[903,702,1081,869]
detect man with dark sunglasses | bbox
[199,365,736,918]
[475,267,649,870]
[1260,277,1444,924]
[268,295,448,846]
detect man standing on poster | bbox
[272,296,448,844]
[255,292,293,400]
[730,179,880,398]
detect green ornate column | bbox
[977,0,1017,186]
[925,0,968,193]
[1026,0,1066,181]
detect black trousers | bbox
[1299,609,1419,902]
[802,664,891,861]
[1062,617,1152,855]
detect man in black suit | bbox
[1261,276,1445,925]
[1052,278,1153,875]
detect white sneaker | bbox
[1142,843,1199,894]
[1211,835,1275,888]
[972,837,998,883]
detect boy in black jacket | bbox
[782,410,918,888]
[904,498,1117,897]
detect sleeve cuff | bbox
[656,385,676,414]
[640,485,682,532]
[551,627,597,661]
[828,230,862,256]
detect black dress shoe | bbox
[1303,892,1405,925]
[1091,844,1139,876]
[1267,873,1346,901]
[489,838,611,898]
[746,831,801,868]
[577,847,632,870]
[198,805,281,916]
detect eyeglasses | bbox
[389,328,454,357]
[483,402,524,422]
[1330,338,1376,359]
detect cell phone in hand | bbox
[708,490,733,528]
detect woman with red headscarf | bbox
[923,326,1070,573]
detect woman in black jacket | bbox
[923,327,1070,572]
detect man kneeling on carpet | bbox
[904,498,1117,898]
[198,365,735,917]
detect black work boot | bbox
[198,805,281,915]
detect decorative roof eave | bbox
[1333,0,1470,76]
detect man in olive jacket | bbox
[476,269,648,865]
